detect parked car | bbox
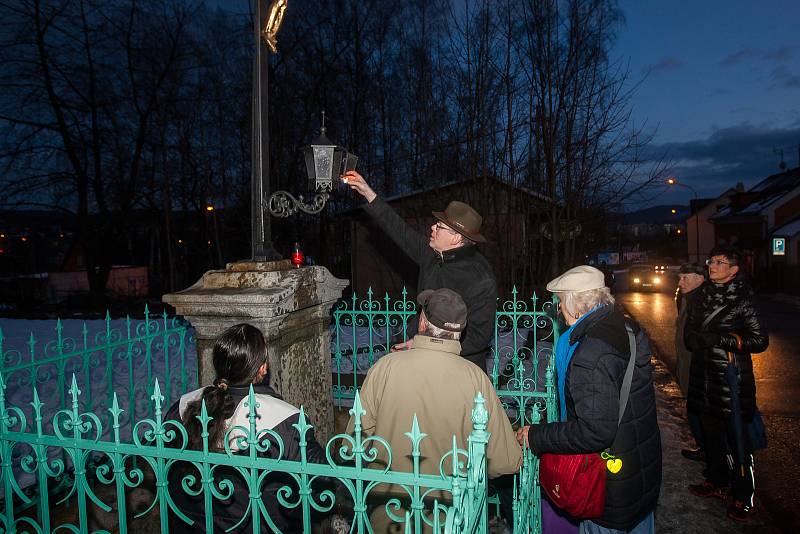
[628,264,665,291]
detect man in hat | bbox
[343,170,497,370]
[675,262,707,461]
[346,288,521,532]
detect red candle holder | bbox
[291,243,304,268]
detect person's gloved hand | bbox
[687,331,720,350]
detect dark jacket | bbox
[165,384,327,534]
[527,306,661,530]
[685,275,768,421]
[675,287,702,397]
[364,198,497,368]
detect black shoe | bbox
[681,447,705,462]
[727,500,754,522]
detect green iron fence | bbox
[0,306,196,435]
[0,372,531,533]
[0,296,547,533]
[332,287,560,427]
[330,287,555,533]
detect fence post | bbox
[467,392,490,532]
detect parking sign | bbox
[772,237,786,256]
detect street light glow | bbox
[667,177,676,185]
[206,205,214,212]
[671,208,677,214]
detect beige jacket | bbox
[346,335,521,492]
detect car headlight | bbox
[653,277,661,284]
[633,277,641,284]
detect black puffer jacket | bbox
[527,306,661,530]
[364,198,497,368]
[685,274,768,421]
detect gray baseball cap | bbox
[417,288,468,332]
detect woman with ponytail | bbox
[165,323,327,533]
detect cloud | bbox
[648,123,800,197]
[641,56,684,76]
[720,46,794,66]
[769,66,800,90]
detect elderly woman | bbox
[517,266,661,533]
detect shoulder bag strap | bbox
[619,325,637,426]
[701,305,726,329]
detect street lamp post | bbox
[667,178,700,262]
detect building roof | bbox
[772,216,800,238]
[710,168,800,222]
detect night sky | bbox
[614,1,800,206]
[218,0,800,207]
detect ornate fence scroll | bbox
[331,288,416,404]
[331,287,559,426]
[0,306,196,437]
[0,374,491,534]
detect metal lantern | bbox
[268,112,358,217]
[302,112,357,193]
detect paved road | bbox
[615,281,800,533]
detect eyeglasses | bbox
[434,223,457,234]
[705,259,732,267]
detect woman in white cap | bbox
[516,266,661,534]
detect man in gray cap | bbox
[343,170,497,371]
[346,288,521,532]
[675,262,707,461]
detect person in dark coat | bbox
[343,170,497,371]
[517,266,661,533]
[685,247,768,522]
[165,324,331,533]
[674,262,707,461]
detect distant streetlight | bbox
[671,208,677,214]
[206,205,215,212]
[667,177,700,262]
[677,228,682,234]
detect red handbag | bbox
[539,452,606,518]
[537,325,638,519]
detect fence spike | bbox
[246,385,259,449]
[69,374,81,404]
[350,390,366,434]
[110,393,122,444]
[28,332,36,362]
[198,399,211,455]
[152,378,164,421]
[405,414,426,453]
[31,387,43,423]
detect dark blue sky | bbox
[217,1,800,207]
[614,1,800,206]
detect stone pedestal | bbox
[163,260,348,442]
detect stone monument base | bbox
[163,260,348,442]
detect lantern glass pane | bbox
[313,145,334,190]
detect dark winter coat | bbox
[526,305,662,530]
[685,274,768,421]
[363,198,497,368]
[165,384,327,533]
[675,287,702,397]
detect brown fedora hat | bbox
[432,201,487,243]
